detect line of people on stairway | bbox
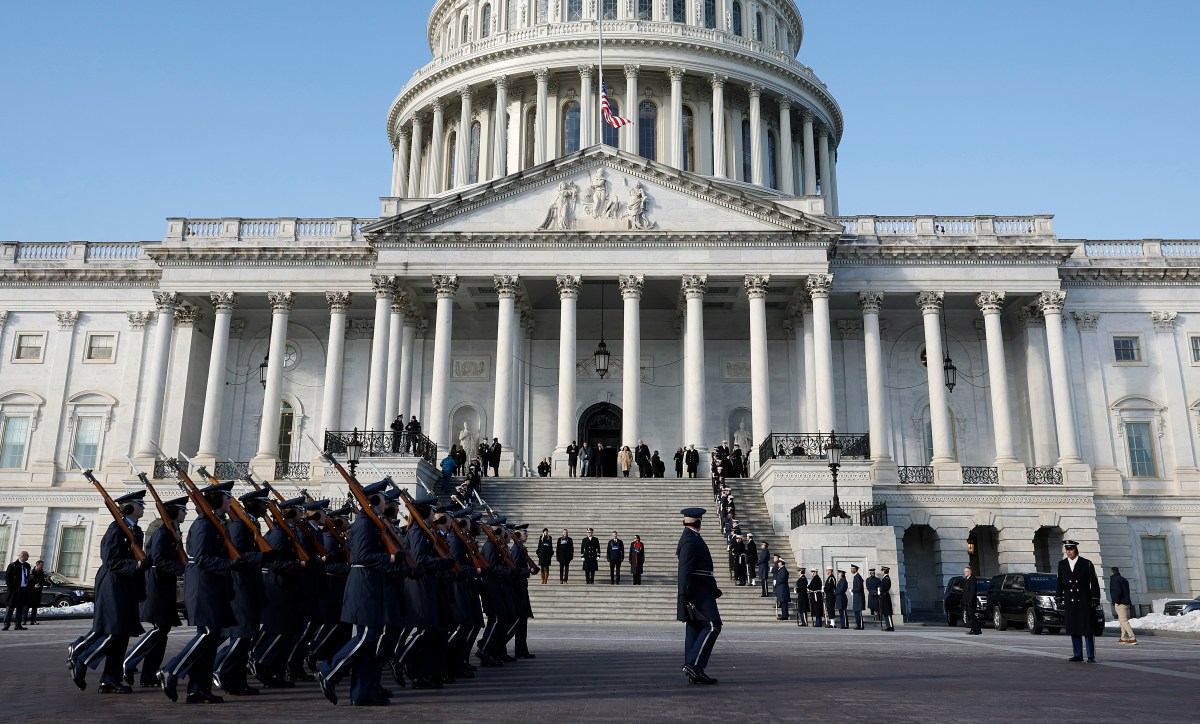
[532,528,647,585]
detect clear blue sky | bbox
[2,1,1197,241]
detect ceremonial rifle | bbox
[470,491,518,569]
[126,456,188,565]
[365,461,459,573]
[232,470,309,562]
[299,488,350,557]
[151,443,240,560]
[75,457,146,562]
[178,453,273,554]
[221,460,275,531]
[413,479,487,570]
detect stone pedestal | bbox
[1061,462,1093,487]
[870,460,898,484]
[997,462,1026,485]
[933,462,963,485]
[1092,467,1124,495]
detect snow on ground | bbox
[1106,610,1200,633]
[32,602,94,617]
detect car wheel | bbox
[52,597,73,608]
[1026,607,1043,634]
[992,606,1007,631]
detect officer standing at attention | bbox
[866,568,881,621]
[580,528,601,585]
[556,529,574,584]
[823,566,837,627]
[606,531,625,585]
[850,564,866,630]
[1057,540,1101,662]
[878,566,895,631]
[772,556,790,620]
[676,508,721,685]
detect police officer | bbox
[1057,540,1101,662]
[213,487,271,696]
[676,507,721,685]
[580,528,600,584]
[878,566,895,631]
[123,496,187,688]
[606,531,625,585]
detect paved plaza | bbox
[1,619,1196,722]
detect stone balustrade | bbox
[1,240,146,265]
[1082,240,1200,259]
[164,217,376,244]
[831,215,1055,241]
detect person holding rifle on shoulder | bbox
[401,494,456,689]
[251,496,310,689]
[214,487,274,697]
[122,496,188,689]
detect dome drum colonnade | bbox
[387,2,842,212]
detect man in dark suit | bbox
[556,529,574,583]
[3,551,31,630]
[1057,540,1101,662]
[566,441,579,477]
[866,568,881,620]
[404,415,422,454]
[757,542,772,596]
[580,529,601,585]
[835,571,849,629]
[807,570,824,627]
[478,441,491,477]
[635,440,651,478]
[677,508,720,685]
[684,445,700,478]
[851,564,866,630]
[772,557,790,620]
[488,438,502,477]
[1110,566,1136,644]
[606,531,625,585]
[962,566,982,635]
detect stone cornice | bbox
[0,268,161,287]
[1094,499,1200,515]
[1059,266,1199,287]
[832,241,1079,267]
[377,232,831,248]
[145,245,376,268]
[877,491,1096,507]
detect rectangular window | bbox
[1140,536,1172,592]
[1191,335,1200,364]
[56,526,87,579]
[1113,336,1141,362]
[1125,422,1157,478]
[13,333,45,362]
[0,416,30,469]
[84,333,116,362]
[70,416,103,470]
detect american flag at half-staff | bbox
[601,83,632,128]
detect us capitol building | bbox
[2,0,1197,617]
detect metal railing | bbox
[962,466,999,485]
[1027,467,1064,485]
[323,429,438,466]
[759,432,870,466]
[274,461,311,481]
[898,466,934,484]
[152,458,175,480]
[214,461,250,480]
[790,501,889,528]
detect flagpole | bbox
[598,10,604,145]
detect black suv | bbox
[986,572,1105,635]
[944,575,990,627]
[0,571,94,614]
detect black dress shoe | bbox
[70,659,87,691]
[516,652,536,659]
[1087,658,1096,663]
[260,676,295,689]
[410,677,443,690]
[158,670,179,702]
[186,691,225,704]
[389,659,407,687]
[13,626,27,630]
[682,664,702,684]
[316,671,338,705]
[122,669,134,686]
[500,654,517,663]
[226,686,260,696]
[289,670,314,682]
[98,683,133,694]
[455,668,476,679]
[1068,656,1084,662]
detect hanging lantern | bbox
[943,354,958,393]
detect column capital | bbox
[1151,311,1178,331]
[415,318,430,337]
[174,307,202,327]
[325,291,353,313]
[432,274,460,298]
[782,317,795,334]
[917,291,945,314]
[778,95,792,111]
[210,291,239,312]
[816,124,830,139]
[744,274,771,299]
[267,291,296,313]
[458,85,474,102]
[1037,290,1067,314]
[153,291,181,313]
[669,66,686,81]
[1070,311,1099,331]
[747,83,762,99]
[536,67,551,83]
[618,274,645,299]
[55,310,79,330]
[431,98,445,114]
[975,290,1006,314]
[556,274,582,298]
[0,310,7,329]
[806,273,833,299]
[858,291,884,314]
[623,64,640,79]
[395,126,410,144]
[371,274,397,298]
[391,294,408,314]
[711,73,728,89]
[494,274,521,298]
[576,64,593,78]
[836,319,863,340]
[127,310,153,330]
[494,74,509,90]
[682,274,708,298]
[801,108,815,124]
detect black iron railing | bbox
[962,466,999,485]
[759,432,870,466]
[152,459,177,480]
[1027,466,1063,485]
[791,501,889,528]
[898,466,934,484]
[214,461,250,480]
[323,429,438,466]
[275,461,311,481]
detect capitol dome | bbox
[386,0,842,212]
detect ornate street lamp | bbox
[594,281,611,379]
[258,354,270,389]
[824,430,851,521]
[346,427,363,477]
[942,304,957,393]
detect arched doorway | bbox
[277,400,295,463]
[903,524,941,616]
[579,402,622,478]
[968,526,1000,579]
[1033,526,1064,573]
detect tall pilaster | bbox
[535,69,550,164]
[977,292,1018,466]
[429,275,460,452]
[623,65,640,154]
[859,292,893,467]
[746,275,771,462]
[456,86,474,187]
[807,275,836,432]
[1037,291,1081,464]
[1020,306,1058,466]
[748,84,764,186]
[493,275,520,473]
[1149,312,1199,487]
[555,275,581,457]
[408,115,424,196]
[619,274,644,447]
[254,292,295,467]
[135,291,179,458]
[429,99,445,194]
[320,292,352,448]
[817,127,831,210]
[828,143,840,215]
[801,110,817,196]
[711,74,727,178]
[778,97,795,195]
[365,275,395,432]
[918,291,955,465]
[801,298,817,431]
[682,275,707,449]
[669,66,685,168]
[492,76,509,179]
[196,292,238,462]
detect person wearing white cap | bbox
[1057,540,1101,662]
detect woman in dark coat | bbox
[673,448,684,478]
[629,535,646,585]
[536,529,554,584]
[651,452,666,478]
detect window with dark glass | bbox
[704,0,716,29]
[767,131,778,189]
[672,0,686,23]
[481,4,492,37]
[568,0,583,21]
[524,108,537,169]
[469,121,481,183]
[637,0,653,21]
[562,101,581,154]
[681,105,695,171]
[602,0,618,20]
[741,119,751,180]
[732,2,743,36]
[638,101,657,160]
[447,131,458,186]
[755,12,763,41]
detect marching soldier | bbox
[878,566,895,631]
[444,508,481,679]
[287,500,329,682]
[676,507,720,685]
[214,487,272,696]
[123,496,187,688]
[1057,540,1101,662]
[580,528,600,584]
[477,516,515,667]
[252,496,308,688]
[505,525,537,659]
[310,505,353,672]
[823,566,837,627]
[400,495,454,689]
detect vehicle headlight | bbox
[73,589,86,597]
[1037,595,1057,609]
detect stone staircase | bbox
[471,475,794,624]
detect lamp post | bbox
[258,354,269,389]
[346,427,363,477]
[824,430,850,521]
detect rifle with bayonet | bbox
[152,444,240,560]
[414,479,487,569]
[76,458,147,562]
[126,456,188,565]
[365,462,458,573]
[178,453,273,555]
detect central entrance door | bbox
[578,402,622,477]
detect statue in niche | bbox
[585,169,620,218]
[623,181,655,230]
[538,180,579,230]
[459,420,478,455]
[733,418,753,451]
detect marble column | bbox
[778,97,795,195]
[196,292,237,461]
[492,76,509,179]
[817,127,831,210]
[1020,307,1058,466]
[828,143,840,215]
[455,86,474,187]
[746,275,771,461]
[535,69,550,164]
[801,299,817,431]
[807,275,836,432]
[859,292,893,464]
[786,311,804,430]
[408,115,424,197]
[135,291,179,457]
[429,275,460,451]
[683,275,707,448]
[392,129,409,198]
[578,66,594,147]
[493,275,519,473]
[711,75,727,178]
[623,65,639,154]
[429,100,445,194]
[801,110,816,196]
[748,84,764,186]
[1037,292,1081,464]
[385,293,407,423]
[1071,312,1117,479]
[669,66,685,168]
[396,308,417,422]
[365,275,395,432]
[320,292,352,445]
[918,291,955,464]
[977,292,1018,465]
[254,291,295,463]
[555,275,581,456]
[619,274,644,447]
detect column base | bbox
[931,461,963,485]
[250,455,279,482]
[996,462,1027,485]
[870,459,898,484]
[1059,461,1092,487]
[1175,466,1200,494]
[1092,466,1123,495]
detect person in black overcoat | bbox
[652,451,666,478]
[488,438,502,477]
[477,517,516,666]
[835,571,849,629]
[556,529,574,583]
[757,542,772,596]
[793,572,810,626]
[866,568,881,619]
[606,531,625,585]
[961,566,981,635]
[851,565,866,630]
[773,557,790,620]
[123,498,188,688]
[251,498,308,688]
[1057,540,1101,662]
[823,567,837,626]
[674,448,684,478]
[566,441,579,476]
[536,528,554,584]
[677,508,721,684]
[684,445,700,478]
[478,441,491,477]
[310,510,352,671]
[629,535,646,586]
[878,566,895,631]
[807,570,824,627]
[214,488,272,696]
[580,529,601,584]
[401,498,455,688]
[69,490,147,694]
[443,510,481,678]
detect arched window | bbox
[278,400,295,463]
[637,0,652,21]
[602,0,618,20]
[461,16,470,43]
[767,130,778,189]
[672,0,686,23]
[602,97,621,147]
[922,405,959,464]
[446,130,458,188]
[562,101,581,154]
[481,4,492,37]
[567,0,583,21]
[741,119,752,181]
[508,0,518,29]
[681,105,695,171]
[469,121,481,183]
[732,2,743,36]
[523,108,537,169]
[638,101,657,160]
[704,0,716,29]
[755,12,764,41]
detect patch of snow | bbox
[33,602,94,617]
[1106,610,1200,633]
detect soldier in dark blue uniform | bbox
[399,494,454,688]
[309,505,353,672]
[807,569,824,627]
[835,570,849,629]
[1057,540,1101,662]
[850,564,866,630]
[123,496,188,688]
[287,499,329,681]
[444,508,481,678]
[69,490,147,694]
[477,516,515,667]
[213,487,272,696]
[505,525,537,659]
[676,507,721,685]
[251,496,308,688]
[878,566,895,631]
[580,528,601,584]
[866,568,881,620]
[772,556,790,620]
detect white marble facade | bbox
[1,3,1198,617]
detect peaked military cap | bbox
[198,481,235,495]
[1063,539,1079,549]
[515,523,529,530]
[451,508,472,518]
[239,487,271,503]
[680,507,707,518]
[329,504,355,517]
[383,488,402,501]
[115,490,147,505]
[362,481,389,496]
[304,499,330,510]
[413,494,439,506]
[163,496,189,509]
[469,512,484,522]
[278,495,306,509]
[880,566,890,573]
[487,516,507,527]
[850,564,859,570]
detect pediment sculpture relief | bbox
[538,169,657,231]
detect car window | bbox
[48,573,70,585]
[1011,575,1025,591]
[976,579,991,592]
[1026,574,1057,592]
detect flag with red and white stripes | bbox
[600,84,631,129]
